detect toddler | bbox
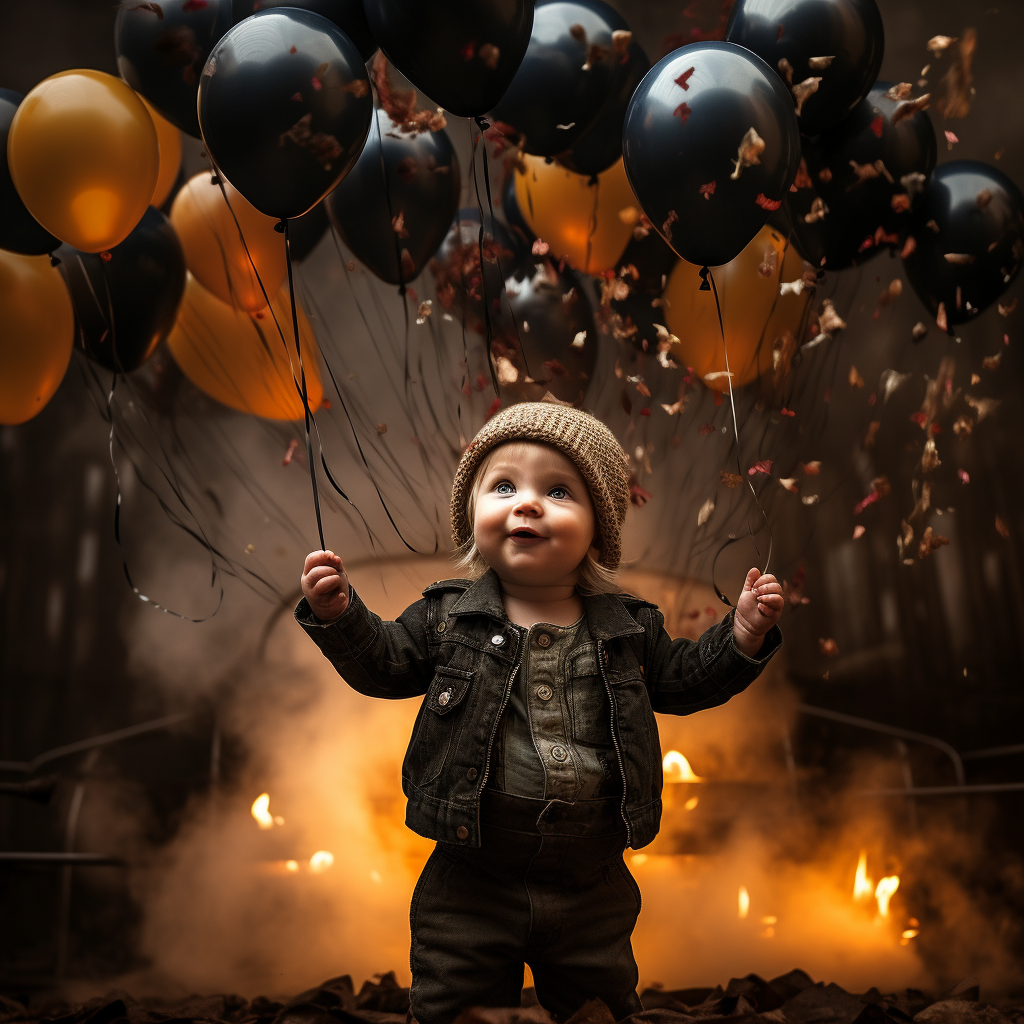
[297,402,783,1024]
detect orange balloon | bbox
[664,225,813,393]
[167,273,323,420]
[514,155,636,275]
[170,171,287,313]
[140,96,182,208]
[0,251,74,425]
[7,70,159,253]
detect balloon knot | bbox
[588,175,599,186]
[100,251,112,263]
[475,115,490,131]
[274,220,286,233]
[398,283,407,297]
[698,265,711,291]
[209,174,220,185]
[49,255,61,267]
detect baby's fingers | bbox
[756,593,784,615]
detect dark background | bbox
[1,0,1023,996]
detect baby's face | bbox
[472,441,598,589]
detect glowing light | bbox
[853,851,874,900]
[684,796,700,811]
[875,875,900,917]
[251,793,282,829]
[285,860,299,872]
[663,750,704,782]
[738,885,750,919]
[631,853,649,867]
[761,915,777,925]
[370,869,382,884]
[309,850,335,873]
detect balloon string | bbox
[471,116,501,402]
[89,264,225,621]
[702,264,774,606]
[284,219,326,551]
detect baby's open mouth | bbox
[509,528,543,539]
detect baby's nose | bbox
[513,497,541,515]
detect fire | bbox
[309,850,335,873]
[875,875,900,917]
[285,860,299,872]
[853,850,874,900]
[663,750,704,782]
[250,793,284,830]
[738,885,750,919]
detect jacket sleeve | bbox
[642,605,781,715]
[293,586,434,699]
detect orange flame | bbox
[663,750,704,782]
[309,850,335,873]
[738,885,750,919]
[251,793,285,830]
[853,850,874,900]
[875,875,900,917]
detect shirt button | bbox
[456,826,469,840]
[551,745,568,762]
[491,634,505,646]
[536,684,553,701]
[437,689,451,706]
[436,621,447,633]
[466,767,478,780]
[537,633,551,648]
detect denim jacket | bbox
[294,568,781,850]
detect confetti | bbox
[699,180,717,200]
[531,239,550,256]
[377,422,388,434]
[698,422,716,435]
[800,461,821,476]
[870,115,884,137]
[675,67,695,90]
[944,129,959,147]
[921,437,941,472]
[720,471,744,488]
[808,55,835,69]
[780,478,799,493]
[804,197,828,223]
[479,43,500,70]
[730,127,765,179]
[927,35,958,56]
[416,300,432,324]
[912,321,928,340]
[998,298,1017,316]
[572,331,587,348]
[996,516,1010,538]
[864,421,881,448]
[819,638,839,657]
[853,525,866,539]
[792,77,822,116]
[880,369,911,402]
[982,351,1002,369]
[892,94,931,126]
[697,499,715,526]
[849,365,865,388]
[748,459,773,476]
[938,29,975,120]
[936,302,948,332]
[958,469,970,484]
[918,526,949,558]
[282,438,299,465]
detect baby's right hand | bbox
[300,550,351,623]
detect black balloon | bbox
[231,0,377,61]
[491,0,634,159]
[497,257,596,405]
[363,0,533,118]
[115,0,234,138]
[57,207,187,373]
[557,32,649,177]
[781,80,936,270]
[0,90,60,256]
[198,9,373,220]
[327,108,461,285]
[903,161,1024,330]
[726,0,884,136]
[622,42,801,267]
[431,208,525,325]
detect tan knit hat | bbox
[451,402,631,570]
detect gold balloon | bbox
[514,155,636,275]
[140,97,182,209]
[170,171,287,313]
[7,70,159,253]
[0,251,75,425]
[664,225,813,393]
[167,273,323,420]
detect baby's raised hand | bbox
[300,550,351,623]
[733,568,783,657]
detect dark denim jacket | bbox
[294,568,781,850]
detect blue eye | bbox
[549,487,567,499]
[495,481,514,495]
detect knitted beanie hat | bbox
[451,402,631,570]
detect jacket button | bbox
[550,745,568,762]
[466,767,478,780]
[491,634,505,646]
[536,684,553,701]
[456,826,469,840]
[437,690,451,706]
[537,633,551,647]
[436,621,447,633]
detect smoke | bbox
[86,560,1022,1000]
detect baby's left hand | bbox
[733,568,783,658]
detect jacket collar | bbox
[449,568,643,640]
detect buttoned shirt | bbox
[489,616,620,801]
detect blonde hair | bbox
[451,444,624,596]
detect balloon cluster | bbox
[2,0,1023,430]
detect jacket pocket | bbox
[406,665,474,785]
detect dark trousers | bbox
[409,790,644,1024]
